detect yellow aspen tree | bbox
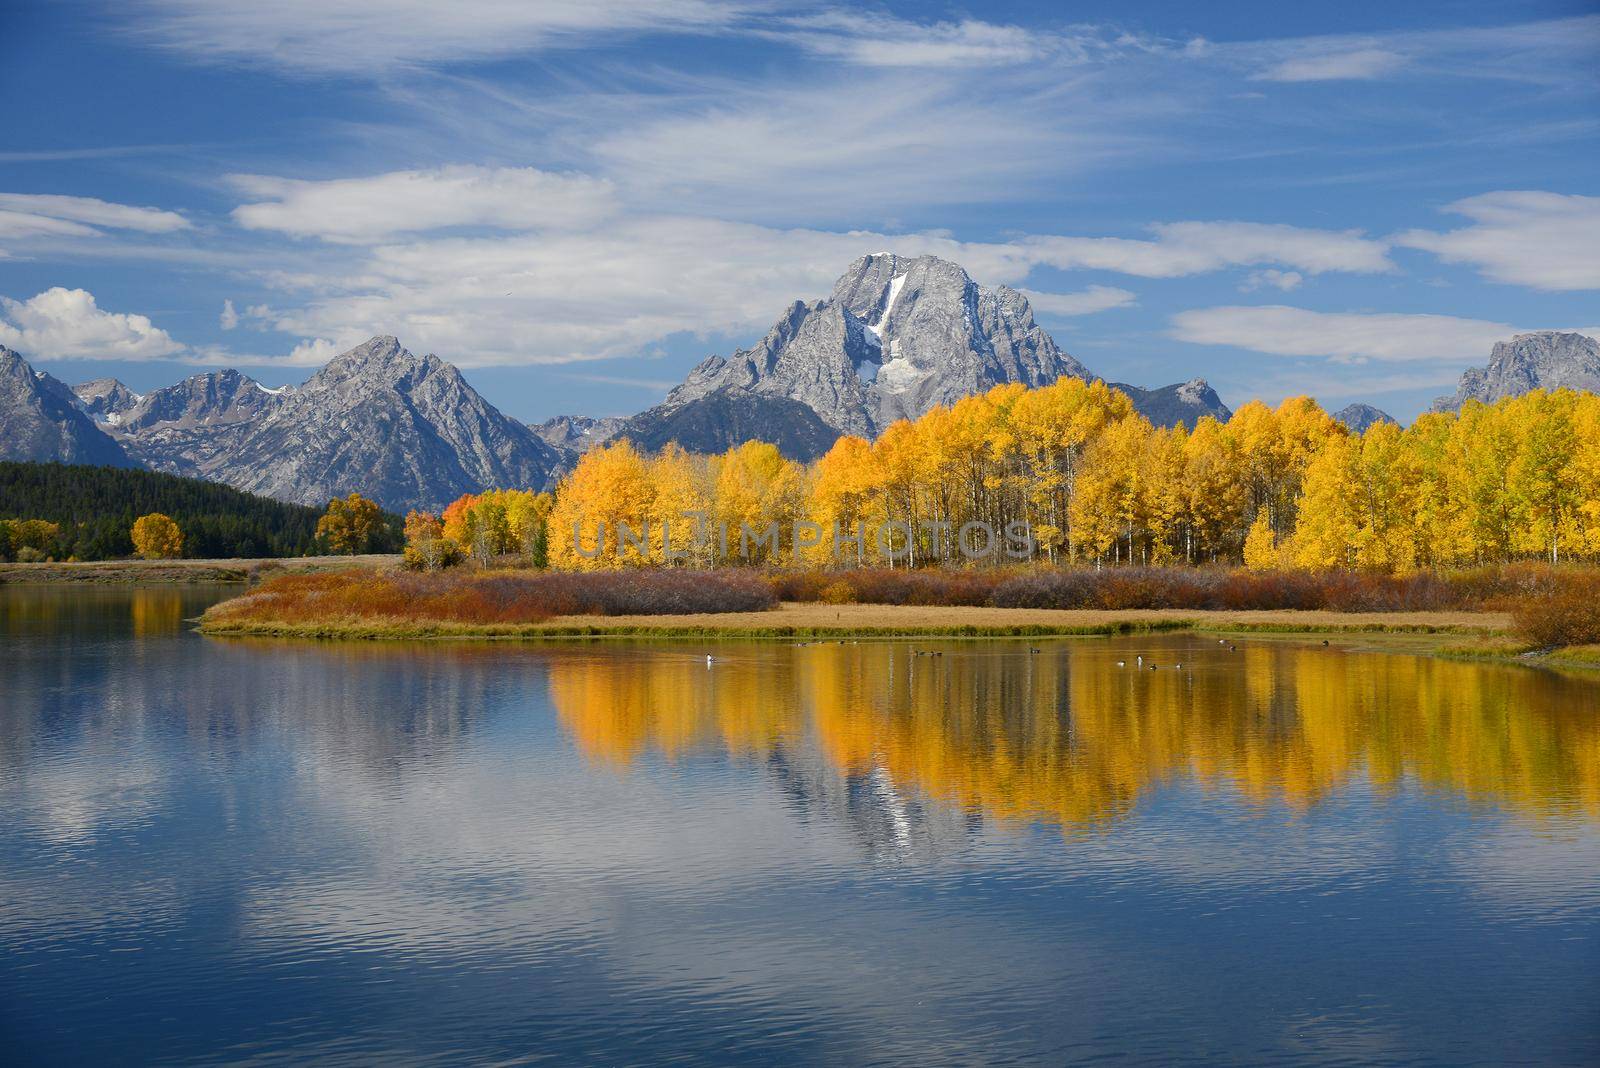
[131,512,184,559]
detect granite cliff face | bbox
[1432,331,1600,412]
[0,347,132,467]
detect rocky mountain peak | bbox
[72,377,143,425]
[1433,330,1600,412]
[306,335,443,390]
[1333,403,1397,434]
[661,253,1094,439]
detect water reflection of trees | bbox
[549,642,1600,831]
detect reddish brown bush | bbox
[1512,572,1600,648]
[776,563,1582,614]
[212,568,775,626]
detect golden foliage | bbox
[130,512,183,559]
[548,640,1600,831]
[316,493,382,555]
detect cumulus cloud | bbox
[1022,221,1393,278]
[1019,285,1136,317]
[1254,48,1406,82]
[0,193,189,243]
[1170,305,1518,363]
[121,0,748,74]
[1395,191,1600,291]
[231,166,617,244]
[219,299,239,330]
[0,287,186,360]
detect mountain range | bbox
[3,254,1596,514]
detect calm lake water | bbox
[2,586,1599,1065]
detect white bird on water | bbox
[706,655,714,667]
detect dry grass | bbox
[201,597,1510,641]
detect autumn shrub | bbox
[208,567,776,627]
[776,563,1584,614]
[1512,572,1600,648]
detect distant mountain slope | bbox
[532,414,625,451]
[1332,403,1397,433]
[1108,378,1232,429]
[617,392,844,462]
[0,347,134,468]
[1432,331,1600,412]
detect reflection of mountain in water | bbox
[763,747,983,863]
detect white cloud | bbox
[1241,269,1303,292]
[122,0,748,74]
[1395,191,1600,291]
[782,14,1052,68]
[0,210,99,240]
[219,298,239,330]
[1254,48,1406,82]
[1022,221,1393,278]
[0,193,189,244]
[0,287,186,360]
[231,165,617,244]
[1019,285,1136,317]
[228,196,1401,367]
[1170,305,1517,363]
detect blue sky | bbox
[1,1,1596,423]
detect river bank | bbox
[197,599,1510,641]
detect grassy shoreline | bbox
[0,554,400,585]
[198,600,1510,642]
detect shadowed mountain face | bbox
[615,392,845,462]
[1108,378,1233,429]
[1433,331,1600,412]
[1333,403,1397,434]
[0,347,132,468]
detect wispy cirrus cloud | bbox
[1022,222,1393,278]
[1019,286,1136,317]
[0,192,189,240]
[120,0,751,74]
[1395,191,1600,292]
[779,13,1057,68]
[230,165,617,243]
[1170,305,1518,364]
[1253,48,1406,83]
